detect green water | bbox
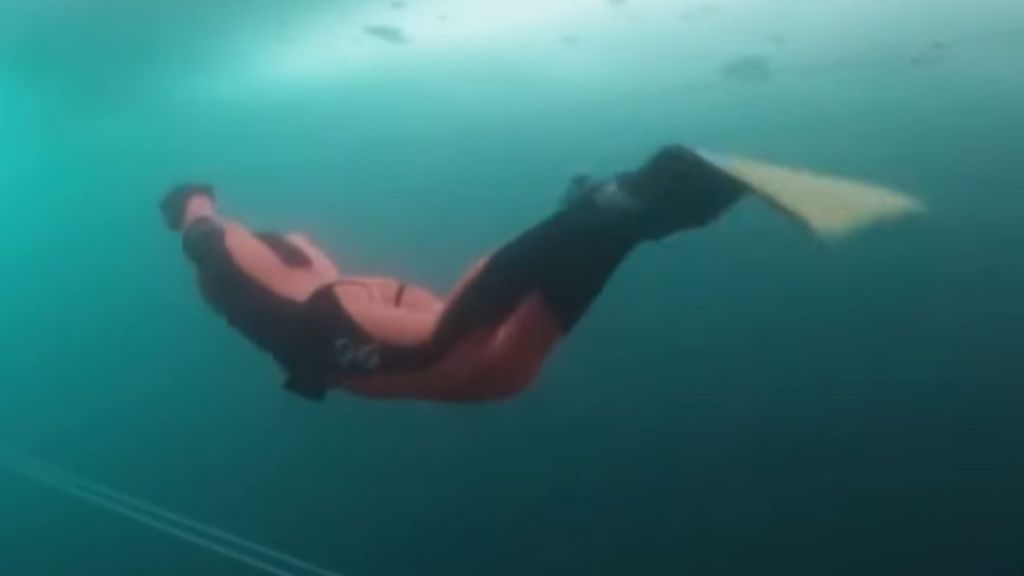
[1,1,1022,574]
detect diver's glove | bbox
[160,183,216,231]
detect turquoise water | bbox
[2,1,1023,574]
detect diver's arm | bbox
[182,217,342,313]
[285,233,342,281]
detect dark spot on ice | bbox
[681,4,721,21]
[561,35,581,46]
[910,40,951,68]
[363,24,410,45]
[719,54,774,83]
[390,1,405,9]
[608,0,628,6]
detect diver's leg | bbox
[433,207,634,342]
[433,144,748,345]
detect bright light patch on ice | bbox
[238,0,1023,87]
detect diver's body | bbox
[163,146,747,402]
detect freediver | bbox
[161,145,750,402]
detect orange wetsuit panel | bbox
[328,261,562,402]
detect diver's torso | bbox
[199,256,306,367]
[186,220,312,367]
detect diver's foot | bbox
[563,145,748,241]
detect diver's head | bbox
[160,183,217,231]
